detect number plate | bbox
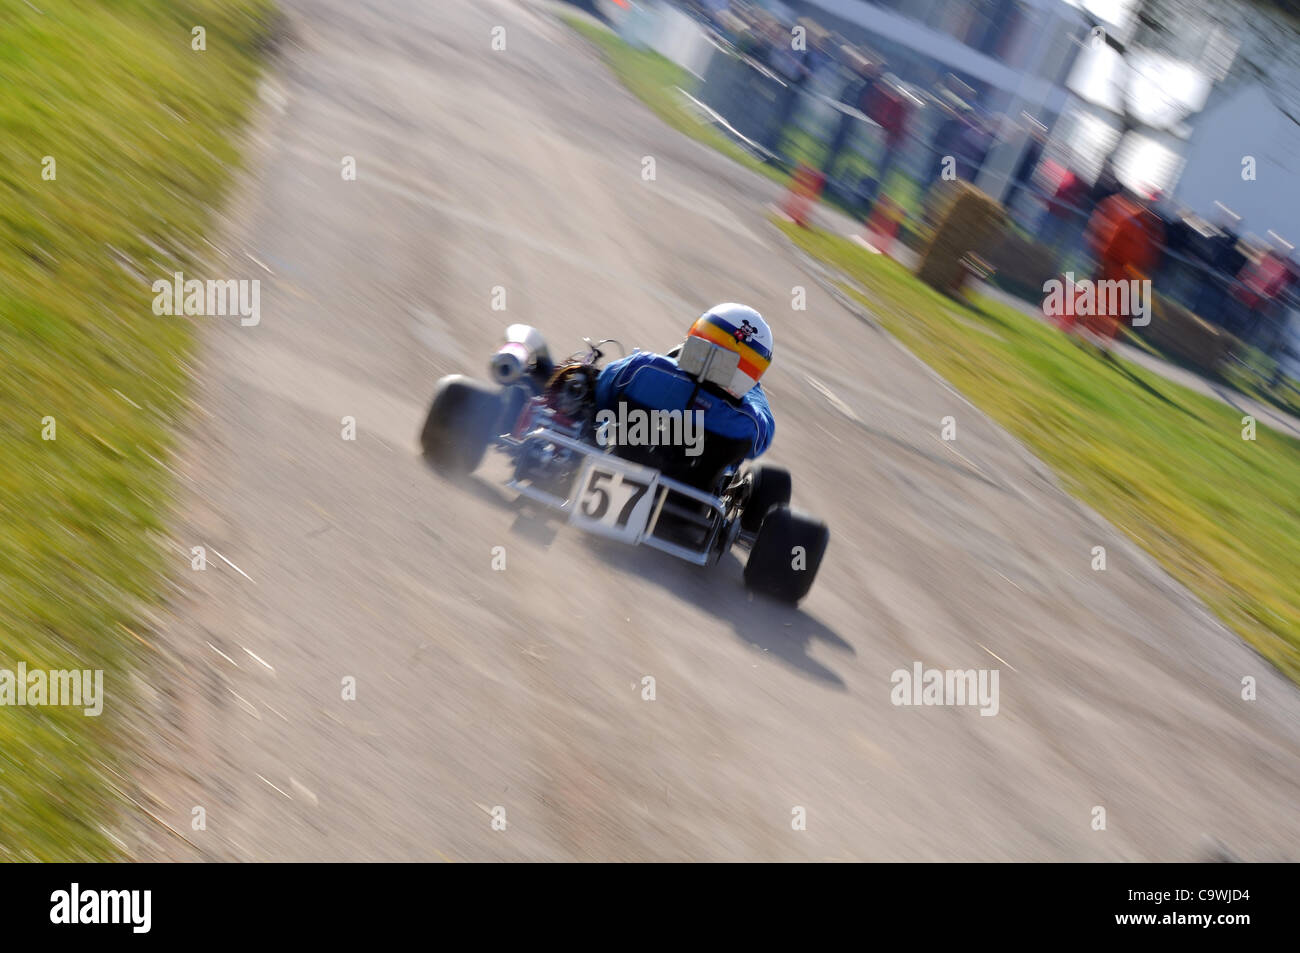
[569,456,660,543]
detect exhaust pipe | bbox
[489,324,549,384]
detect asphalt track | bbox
[125,0,1300,860]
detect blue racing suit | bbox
[594,351,774,459]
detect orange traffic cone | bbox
[857,196,901,257]
[779,164,825,228]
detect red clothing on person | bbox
[1235,251,1290,310]
[1080,194,1164,341]
[865,84,908,150]
[1045,163,1088,219]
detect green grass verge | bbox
[0,0,276,860]
[776,219,1300,682]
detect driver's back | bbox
[593,351,774,489]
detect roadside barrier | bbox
[779,164,825,228]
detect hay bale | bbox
[916,182,1007,293]
[985,230,1059,302]
[1137,296,1235,373]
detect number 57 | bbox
[581,469,651,529]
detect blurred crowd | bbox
[675,0,1298,368]
[1031,156,1298,357]
[690,1,1002,196]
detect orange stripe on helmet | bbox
[689,322,771,379]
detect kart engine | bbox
[544,361,599,426]
[511,361,600,498]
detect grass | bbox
[776,220,1300,682]
[0,0,276,859]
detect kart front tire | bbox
[743,505,828,604]
[420,375,506,476]
[740,464,793,533]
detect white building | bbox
[1172,82,1300,244]
[787,0,1083,120]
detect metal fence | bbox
[681,21,1300,365]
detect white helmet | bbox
[686,303,773,399]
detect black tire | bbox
[743,505,828,603]
[419,375,508,476]
[740,464,792,533]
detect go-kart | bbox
[419,324,829,603]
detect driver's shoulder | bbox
[603,350,676,376]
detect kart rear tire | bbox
[743,505,828,604]
[420,375,507,476]
[740,465,792,533]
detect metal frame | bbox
[501,426,730,566]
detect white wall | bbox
[1173,84,1300,244]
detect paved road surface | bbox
[124,0,1300,861]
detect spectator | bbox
[1152,205,1196,303]
[854,77,911,210]
[925,105,967,190]
[804,27,838,86]
[1080,189,1165,347]
[1233,244,1293,344]
[735,11,774,59]
[954,113,992,182]
[1188,220,1246,327]
[1159,208,1192,260]
[1039,161,1090,271]
[866,79,908,154]
[1090,157,1122,207]
[1006,122,1045,217]
[823,55,882,184]
[763,21,810,152]
[1208,224,1247,277]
